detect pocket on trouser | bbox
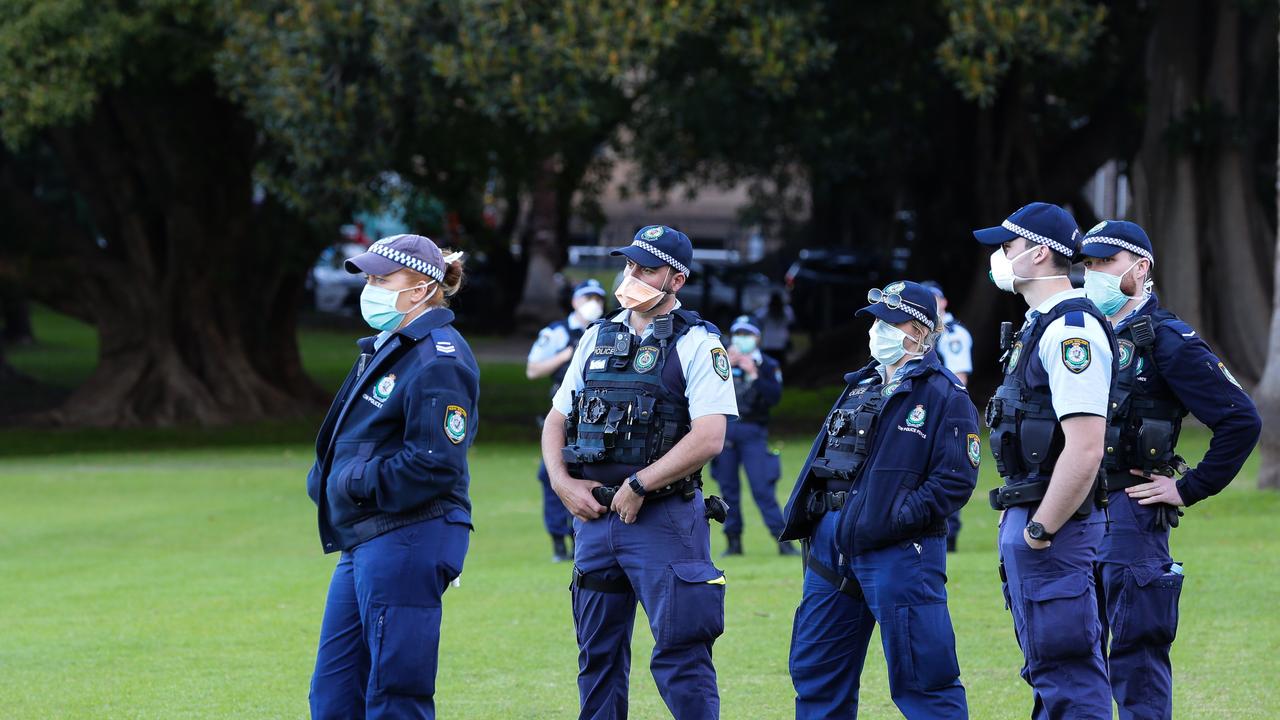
[891,602,961,692]
[372,605,442,697]
[661,561,726,646]
[1022,572,1100,663]
[1115,561,1184,647]
[765,450,782,482]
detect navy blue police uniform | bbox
[976,203,1117,718]
[922,280,974,553]
[307,235,479,720]
[711,315,792,554]
[1080,222,1262,720]
[551,226,738,720]
[781,281,979,719]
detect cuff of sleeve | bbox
[350,458,378,502]
[1175,472,1208,507]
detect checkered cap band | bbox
[1002,219,1074,257]
[370,241,445,282]
[1084,235,1154,264]
[631,240,690,276]
[897,302,936,331]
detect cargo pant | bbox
[711,421,785,539]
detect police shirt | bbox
[936,313,973,375]
[1030,288,1113,419]
[527,312,589,364]
[552,301,739,420]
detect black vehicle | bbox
[784,249,882,332]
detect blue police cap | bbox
[920,280,945,299]
[345,234,447,282]
[1079,220,1154,265]
[572,278,606,300]
[973,202,1081,259]
[730,315,761,336]
[855,280,939,331]
[611,225,693,276]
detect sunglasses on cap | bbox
[866,288,930,314]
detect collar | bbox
[567,312,589,331]
[615,299,683,336]
[366,307,452,351]
[1027,288,1087,320]
[1114,293,1159,330]
[847,351,939,385]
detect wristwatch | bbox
[1025,520,1055,542]
[627,473,648,497]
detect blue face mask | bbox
[731,335,758,354]
[360,282,433,332]
[1084,260,1145,317]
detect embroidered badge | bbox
[711,347,731,381]
[444,405,468,444]
[435,341,456,354]
[1006,342,1023,371]
[885,281,906,294]
[633,345,659,373]
[1219,362,1242,389]
[967,433,981,468]
[1117,339,1135,370]
[882,381,900,397]
[1088,220,1108,234]
[373,373,397,401]
[642,226,664,240]
[1061,338,1091,374]
[906,404,926,428]
[949,339,962,354]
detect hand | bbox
[1125,469,1185,506]
[726,346,742,364]
[737,354,757,377]
[551,472,607,522]
[557,346,576,363]
[610,482,645,524]
[1023,526,1051,551]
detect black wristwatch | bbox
[1025,520,1055,542]
[627,473,648,497]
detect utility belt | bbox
[801,544,863,600]
[805,489,849,517]
[1103,455,1188,492]
[988,477,1101,519]
[589,475,701,507]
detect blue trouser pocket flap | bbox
[373,605,443,697]
[662,561,726,647]
[1116,560,1183,647]
[1022,571,1099,663]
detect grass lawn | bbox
[0,429,1277,719]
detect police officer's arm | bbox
[1033,316,1113,534]
[526,326,573,380]
[1142,326,1262,506]
[543,326,608,520]
[632,415,728,491]
[350,359,479,515]
[897,392,980,531]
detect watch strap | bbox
[628,473,647,497]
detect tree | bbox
[1256,0,1280,491]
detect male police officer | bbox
[541,225,737,720]
[975,202,1117,718]
[922,281,973,553]
[1078,220,1262,720]
[713,315,798,557]
[528,279,608,561]
[781,280,979,719]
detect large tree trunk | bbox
[513,156,565,329]
[1256,2,1280,491]
[22,77,325,427]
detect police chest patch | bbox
[1006,342,1023,371]
[711,347,731,381]
[882,381,900,397]
[444,405,467,444]
[373,373,397,401]
[1117,339,1135,370]
[1219,362,1243,389]
[633,346,659,373]
[1061,338,1091,374]
[905,404,926,427]
[967,433,981,468]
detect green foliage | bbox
[938,0,1108,106]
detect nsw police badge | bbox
[633,346,659,373]
[444,405,468,445]
[1117,339,1135,370]
[906,404,926,427]
[1006,342,1023,371]
[1061,338,1091,374]
[641,226,664,240]
[967,433,981,468]
[373,373,397,401]
[711,347,731,381]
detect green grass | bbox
[1,429,1277,718]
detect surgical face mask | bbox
[868,319,926,366]
[1084,260,1147,316]
[731,335,758,354]
[988,245,1068,293]
[577,299,604,323]
[360,282,434,332]
[614,268,671,313]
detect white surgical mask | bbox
[868,320,927,366]
[731,335,758,354]
[577,299,604,323]
[988,245,1068,293]
[1084,260,1148,317]
[360,282,434,332]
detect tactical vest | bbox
[985,298,1119,485]
[1103,309,1187,478]
[562,310,709,486]
[733,362,772,426]
[809,375,886,491]
[548,320,586,398]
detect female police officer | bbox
[780,281,979,719]
[306,234,478,720]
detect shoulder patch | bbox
[1065,311,1085,328]
[966,433,981,468]
[1061,338,1092,374]
[444,405,468,444]
[710,347,731,381]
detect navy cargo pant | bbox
[539,460,574,538]
[1097,491,1183,720]
[789,510,966,719]
[572,489,725,720]
[711,422,785,538]
[310,511,471,720]
[999,505,1110,719]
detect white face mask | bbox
[988,245,1068,293]
[577,299,604,323]
[868,319,927,366]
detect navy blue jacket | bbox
[733,353,782,426]
[1117,296,1261,506]
[779,351,980,555]
[307,309,480,552]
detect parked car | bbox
[307,243,369,314]
[784,248,882,332]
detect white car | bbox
[309,243,369,314]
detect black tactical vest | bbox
[809,375,886,491]
[1103,309,1187,475]
[562,310,710,485]
[985,297,1119,485]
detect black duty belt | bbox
[590,476,700,507]
[806,489,849,517]
[1104,470,1149,492]
[988,479,1096,518]
[804,554,863,600]
[571,567,632,594]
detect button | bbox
[1106,447,1114,454]
[857,430,865,436]
[850,489,859,496]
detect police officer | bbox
[781,280,979,719]
[528,279,608,561]
[922,281,973,553]
[542,225,738,720]
[712,315,797,557]
[975,202,1116,718]
[1078,220,1262,720]
[307,234,478,719]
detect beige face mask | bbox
[615,268,671,313]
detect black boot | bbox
[552,535,569,563]
[778,541,801,556]
[722,534,744,557]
